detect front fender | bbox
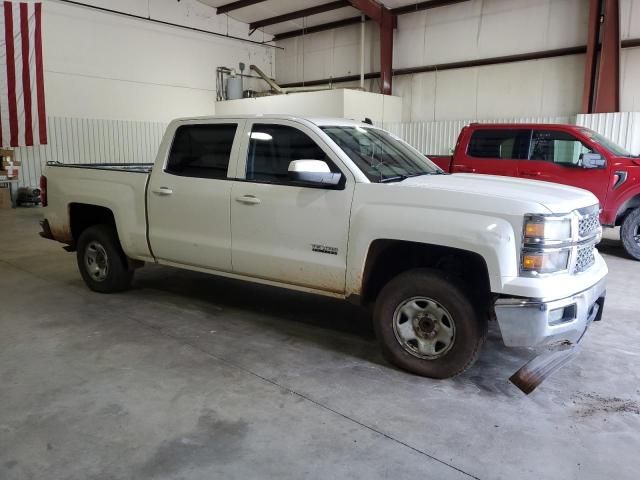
[345,203,519,297]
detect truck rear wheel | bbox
[373,269,487,379]
[621,207,640,261]
[77,225,133,293]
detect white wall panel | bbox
[15,117,167,188]
[43,0,275,121]
[275,0,640,118]
[621,48,640,112]
[576,112,640,155]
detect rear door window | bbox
[529,130,593,166]
[166,124,237,179]
[468,129,530,159]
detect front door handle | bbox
[152,187,173,195]
[236,195,261,205]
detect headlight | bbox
[523,215,572,244]
[521,249,570,274]
[521,214,573,276]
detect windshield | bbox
[321,126,442,183]
[581,128,634,157]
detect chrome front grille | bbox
[574,244,596,274]
[578,212,600,239]
[573,205,600,274]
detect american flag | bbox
[0,1,46,147]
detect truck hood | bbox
[399,173,598,214]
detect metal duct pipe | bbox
[249,65,284,94]
[360,15,365,89]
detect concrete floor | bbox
[1,208,639,480]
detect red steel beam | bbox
[273,1,469,40]
[379,8,395,95]
[348,0,385,23]
[392,0,470,15]
[249,1,350,30]
[348,0,397,95]
[216,0,268,15]
[594,0,620,112]
[581,0,601,113]
[273,16,364,41]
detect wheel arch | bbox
[68,203,118,249]
[615,193,640,226]
[358,239,492,309]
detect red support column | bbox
[348,0,397,95]
[594,0,620,112]
[581,0,601,113]
[380,9,395,95]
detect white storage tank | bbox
[225,75,243,100]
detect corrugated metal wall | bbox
[382,113,640,157]
[576,112,640,156]
[12,112,640,188]
[15,117,167,187]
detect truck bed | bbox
[43,162,152,260]
[46,162,153,173]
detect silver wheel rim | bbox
[392,296,456,359]
[84,241,109,282]
[634,224,640,245]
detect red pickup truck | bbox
[430,123,640,260]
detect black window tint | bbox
[468,129,530,159]
[166,124,237,179]
[246,124,337,183]
[529,130,593,166]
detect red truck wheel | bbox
[621,207,640,261]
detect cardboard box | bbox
[0,186,11,209]
[0,167,18,179]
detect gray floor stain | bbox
[573,392,640,417]
[99,403,128,418]
[138,409,249,477]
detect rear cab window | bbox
[166,124,237,179]
[468,129,530,159]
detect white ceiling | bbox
[197,0,426,35]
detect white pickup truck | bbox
[40,115,607,386]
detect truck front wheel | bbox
[621,207,640,261]
[373,269,487,379]
[77,225,133,293]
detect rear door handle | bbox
[522,171,542,177]
[236,195,261,205]
[152,187,173,195]
[456,165,476,173]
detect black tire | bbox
[76,225,133,293]
[621,207,640,260]
[373,269,487,379]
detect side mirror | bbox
[580,152,606,169]
[288,160,342,186]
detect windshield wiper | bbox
[380,172,444,183]
[379,175,408,183]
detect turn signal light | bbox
[522,254,544,270]
[521,249,570,274]
[524,222,545,238]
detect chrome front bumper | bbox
[495,279,606,347]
